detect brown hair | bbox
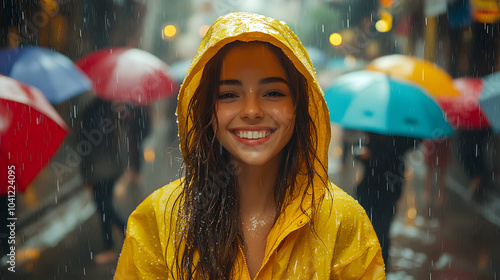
[171,41,325,279]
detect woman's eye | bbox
[264,90,286,97]
[217,92,238,100]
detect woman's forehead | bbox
[219,42,287,79]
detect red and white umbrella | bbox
[76,47,179,106]
[438,78,491,130]
[0,75,68,194]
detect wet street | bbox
[1,124,499,280]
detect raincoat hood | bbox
[177,12,330,170]
[177,11,331,207]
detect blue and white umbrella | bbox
[0,45,92,104]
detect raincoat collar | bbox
[176,12,332,263]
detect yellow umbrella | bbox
[365,54,461,99]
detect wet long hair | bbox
[171,41,326,279]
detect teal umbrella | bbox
[478,72,500,133]
[324,70,454,139]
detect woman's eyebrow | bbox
[219,79,242,86]
[259,77,288,85]
[219,77,288,86]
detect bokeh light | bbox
[329,33,342,46]
[144,147,155,162]
[375,19,391,33]
[376,11,392,33]
[199,25,210,37]
[379,0,394,8]
[163,24,177,39]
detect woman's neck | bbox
[232,154,282,278]
[234,155,281,214]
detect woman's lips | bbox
[231,128,275,146]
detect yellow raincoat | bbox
[115,12,385,279]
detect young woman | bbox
[115,12,385,279]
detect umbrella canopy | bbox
[439,78,490,130]
[324,70,454,139]
[479,72,500,133]
[365,54,461,99]
[169,58,192,84]
[76,47,179,106]
[0,75,68,194]
[327,56,368,73]
[305,46,328,70]
[0,46,92,104]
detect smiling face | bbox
[214,42,296,168]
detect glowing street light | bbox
[162,24,177,39]
[329,33,342,46]
[375,11,392,33]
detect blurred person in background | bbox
[421,137,452,208]
[456,128,492,203]
[355,132,419,271]
[79,97,150,264]
[340,128,365,169]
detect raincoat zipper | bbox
[238,244,253,279]
[246,212,310,279]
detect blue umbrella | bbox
[169,58,192,84]
[324,70,454,139]
[0,46,92,104]
[304,46,328,70]
[479,71,500,133]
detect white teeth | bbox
[237,131,271,139]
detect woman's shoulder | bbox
[131,179,184,221]
[125,179,184,243]
[317,183,376,235]
[318,183,385,276]
[138,179,182,211]
[324,183,365,214]
[117,180,185,277]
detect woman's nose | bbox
[240,94,264,120]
